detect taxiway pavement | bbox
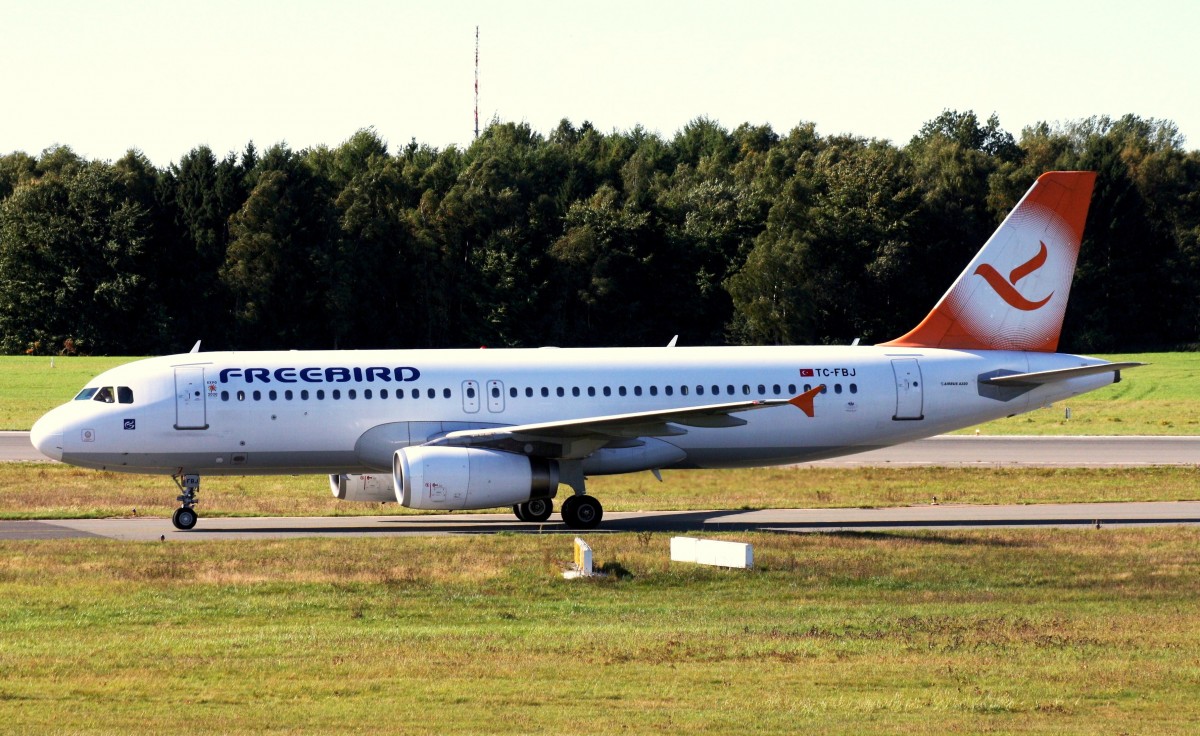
[4,501,1200,541]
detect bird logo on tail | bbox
[973,241,1053,311]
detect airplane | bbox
[30,171,1141,531]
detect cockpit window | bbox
[117,386,134,404]
[93,387,115,403]
[74,388,98,401]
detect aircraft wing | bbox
[423,385,823,458]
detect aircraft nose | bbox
[30,413,64,461]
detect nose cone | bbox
[30,412,64,461]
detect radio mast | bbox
[474,26,480,140]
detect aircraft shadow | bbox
[186,511,1200,537]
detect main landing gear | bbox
[560,495,603,530]
[512,498,554,523]
[510,495,603,529]
[171,473,200,530]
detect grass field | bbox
[2,529,1199,733]
[3,463,1198,520]
[2,352,1198,434]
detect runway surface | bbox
[4,431,1200,466]
[4,501,1200,541]
[0,432,38,462]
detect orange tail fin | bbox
[881,171,1096,352]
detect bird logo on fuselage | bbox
[973,241,1053,311]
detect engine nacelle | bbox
[393,446,558,510]
[329,473,395,503]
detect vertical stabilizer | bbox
[881,171,1096,352]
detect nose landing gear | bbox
[171,473,200,530]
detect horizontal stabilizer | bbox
[980,362,1145,387]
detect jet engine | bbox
[393,446,558,510]
[329,473,395,503]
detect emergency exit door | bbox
[891,359,924,420]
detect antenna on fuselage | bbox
[189,340,202,354]
[666,335,679,348]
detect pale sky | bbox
[3,0,1196,167]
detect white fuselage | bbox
[33,345,1115,476]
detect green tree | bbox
[221,145,337,348]
[0,161,160,354]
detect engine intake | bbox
[393,446,558,510]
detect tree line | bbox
[1,111,1197,356]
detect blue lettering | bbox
[219,365,421,384]
[366,367,391,382]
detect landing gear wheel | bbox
[560,495,603,530]
[172,506,198,530]
[522,498,553,523]
[171,473,201,530]
[512,503,529,522]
